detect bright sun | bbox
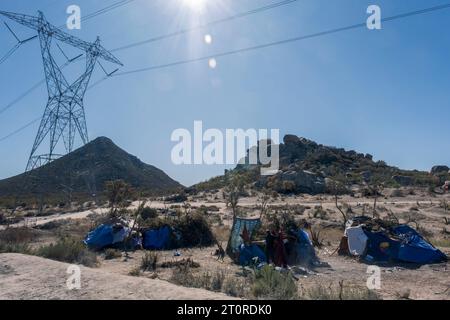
[183,0,206,12]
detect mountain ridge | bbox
[0,136,183,202]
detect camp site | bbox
[1,171,449,300]
[1,0,450,304]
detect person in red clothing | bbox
[273,229,288,268]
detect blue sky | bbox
[0,0,449,186]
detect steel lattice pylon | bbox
[0,10,122,171]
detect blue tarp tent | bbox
[361,224,447,264]
[239,244,266,266]
[363,231,400,262]
[227,218,261,255]
[84,224,130,250]
[392,225,447,264]
[143,226,171,250]
[295,229,317,264]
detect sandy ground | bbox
[0,253,236,300]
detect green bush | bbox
[251,265,297,300]
[140,207,158,220]
[0,241,32,254]
[139,213,215,249]
[37,237,98,267]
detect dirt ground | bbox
[0,188,449,300]
[0,253,235,300]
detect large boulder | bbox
[431,165,449,175]
[277,170,326,194]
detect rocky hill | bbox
[195,134,449,194]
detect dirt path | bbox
[0,253,236,300]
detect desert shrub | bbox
[251,265,297,300]
[207,205,220,212]
[309,226,324,248]
[104,248,122,260]
[170,264,197,287]
[165,193,188,203]
[312,206,328,220]
[160,258,200,269]
[140,207,158,220]
[0,227,37,244]
[440,200,449,212]
[37,237,98,267]
[223,277,246,297]
[0,227,36,254]
[210,270,226,292]
[128,266,141,277]
[170,265,227,292]
[173,214,215,248]
[141,251,159,271]
[304,282,380,300]
[36,220,65,230]
[390,189,404,198]
[0,241,32,254]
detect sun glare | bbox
[183,0,206,12]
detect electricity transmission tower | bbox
[0,10,122,171]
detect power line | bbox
[83,0,137,22]
[0,117,41,143]
[0,73,105,143]
[0,57,82,116]
[57,0,138,28]
[0,0,289,116]
[114,2,450,76]
[111,0,300,52]
[3,2,450,143]
[0,79,45,116]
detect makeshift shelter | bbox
[84,224,130,250]
[227,217,264,264]
[341,217,447,265]
[142,226,172,250]
[289,229,318,266]
[238,244,266,266]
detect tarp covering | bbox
[238,244,266,266]
[364,231,399,262]
[345,219,448,265]
[345,226,368,256]
[293,229,317,265]
[392,225,447,264]
[143,226,171,250]
[228,218,261,254]
[84,224,130,250]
